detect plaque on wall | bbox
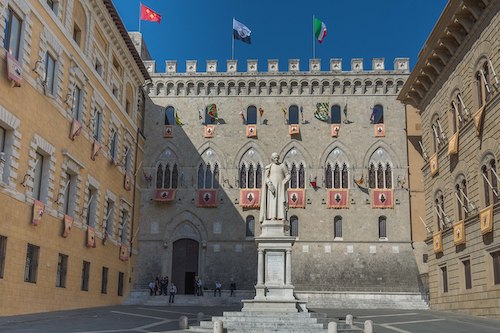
[164,125,173,138]
[288,124,300,135]
[331,125,340,137]
[204,125,215,138]
[374,124,385,137]
[246,125,257,138]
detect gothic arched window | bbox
[368,149,393,189]
[481,155,499,207]
[156,164,164,188]
[246,215,255,237]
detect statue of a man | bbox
[259,152,291,223]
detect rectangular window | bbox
[45,52,56,95]
[112,84,118,98]
[101,267,108,294]
[104,199,115,236]
[86,187,97,227]
[62,172,72,215]
[72,23,81,46]
[56,253,68,288]
[81,261,90,291]
[463,259,472,290]
[493,251,500,285]
[120,211,129,244]
[95,59,103,77]
[124,147,131,173]
[0,235,7,278]
[441,266,448,293]
[72,86,82,120]
[33,152,44,200]
[125,100,131,115]
[118,272,124,296]
[46,0,54,10]
[24,244,40,283]
[0,126,5,153]
[93,110,102,141]
[4,8,23,60]
[109,130,117,162]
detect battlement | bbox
[143,58,410,75]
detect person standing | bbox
[230,281,236,297]
[169,283,177,303]
[148,281,155,296]
[214,281,222,297]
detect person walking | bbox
[230,281,236,297]
[168,283,177,303]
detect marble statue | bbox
[259,152,291,223]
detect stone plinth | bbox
[242,220,305,312]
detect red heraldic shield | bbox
[69,119,82,140]
[287,189,305,208]
[164,125,173,138]
[331,125,340,137]
[32,200,45,225]
[197,189,218,207]
[246,125,257,138]
[327,189,349,208]
[154,189,176,202]
[289,124,300,135]
[371,189,393,208]
[62,215,73,238]
[124,173,132,191]
[240,189,261,208]
[119,244,129,261]
[86,226,96,248]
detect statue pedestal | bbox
[242,220,307,312]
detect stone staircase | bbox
[187,311,362,333]
[124,289,428,310]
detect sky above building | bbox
[113,0,448,73]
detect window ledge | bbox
[379,237,388,241]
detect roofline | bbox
[103,0,151,81]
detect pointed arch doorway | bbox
[172,238,199,294]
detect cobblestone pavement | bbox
[1,305,500,333]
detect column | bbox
[285,249,292,285]
[257,250,264,284]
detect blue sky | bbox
[113,0,448,73]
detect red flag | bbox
[140,4,161,23]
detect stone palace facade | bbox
[135,57,425,298]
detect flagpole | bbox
[138,2,142,32]
[312,15,316,59]
[231,17,235,60]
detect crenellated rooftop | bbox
[143,58,410,76]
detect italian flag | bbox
[314,18,327,44]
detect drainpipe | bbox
[404,105,414,250]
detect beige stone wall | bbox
[412,4,500,319]
[0,0,146,315]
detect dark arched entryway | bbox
[172,238,199,294]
